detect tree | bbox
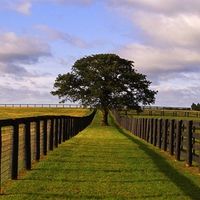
[191,103,200,111]
[51,53,157,125]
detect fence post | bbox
[55,117,58,147]
[150,118,154,144]
[25,119,31,170]
[65,117,69,140]
[71,118,74,137]
[0,125,1,189]
[49,118,54,151]
[169,120,175,155]
[140,118,144,139]
[186,120,193,167]
[157,119,162,149]
[11,120,19,180]
[145,118,150,142]
[153,119,157,146]
[59,118,62,144]
[163,119,168,151]
[35,118,40,161]
[175,120,182,161]
[63,117,66,142]
[143,118,147,140]
[43,117,47,156]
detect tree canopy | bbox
[191,103,200,111]
[51,53,157,125]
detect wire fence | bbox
[0,110,96,189]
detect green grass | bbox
[1,111,200,199]
[0,107,91,119]
[120,109,200,121]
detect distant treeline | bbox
[191,103,200,111]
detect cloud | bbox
[128,12,200,49]
[107,0,200,107]
[34,24,105,48]
[111,1,200,78]
[15,2,31,15]
[51,0,93,5]
[0,85,57,104]
[0,0,32,15]
[109,0,200,16]
[0,74,58,104]
[0,0,94,15]
[0,32,51,76]
[117,43,200,74]
[34,25,88,47]
[154,85,200,107]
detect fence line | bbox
[112,110,200,172]
[0,110,96,188]
[0,104,81,108]
[120,109,200,118]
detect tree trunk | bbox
[101,108,109,126]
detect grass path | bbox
[1,111,200,199]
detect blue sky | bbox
[1,0,200,107]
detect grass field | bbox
[0,107,92,119]
[1,111,200,199]
[120,108,200,121]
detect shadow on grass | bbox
[114,123,200,200]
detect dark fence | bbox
[112,110,200,172]
[0,110,96,188]
[120,109,200,118]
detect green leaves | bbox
[51,53,157,111]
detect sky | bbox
[0,0,200,107]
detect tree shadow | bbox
[114,123,200,200]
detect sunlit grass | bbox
[2,111,200,199]
[0,107,91,119]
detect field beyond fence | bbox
[120,108,200,119]
[0,110,96,189]
[112,110,200,172]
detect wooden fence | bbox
[0,104,80,108]
[120,109,200,118]
[0,110,96,188]
[112,110,200,172]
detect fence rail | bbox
[112,110,200,172]
[0,110,96,188]
[0,104,81,108]
[120,109,200,118]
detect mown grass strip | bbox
[2,110,200,199]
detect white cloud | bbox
[117,43,200,74]
[15,2,31,15]
[0,0,32,14]
[0,84,57,104]
[108,0,200,107]
[154,85,200,107]
[128,12,200,49]
[34,25,88,47]
[33,24,106,48]
[0,73,58,104]
[0,32,51,76]
[51,0,93,4]
[0,0,94,15]
[109,0,200,16]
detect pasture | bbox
[0,107,91,119]
[120,108,200,121]
[2,111,200,199]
